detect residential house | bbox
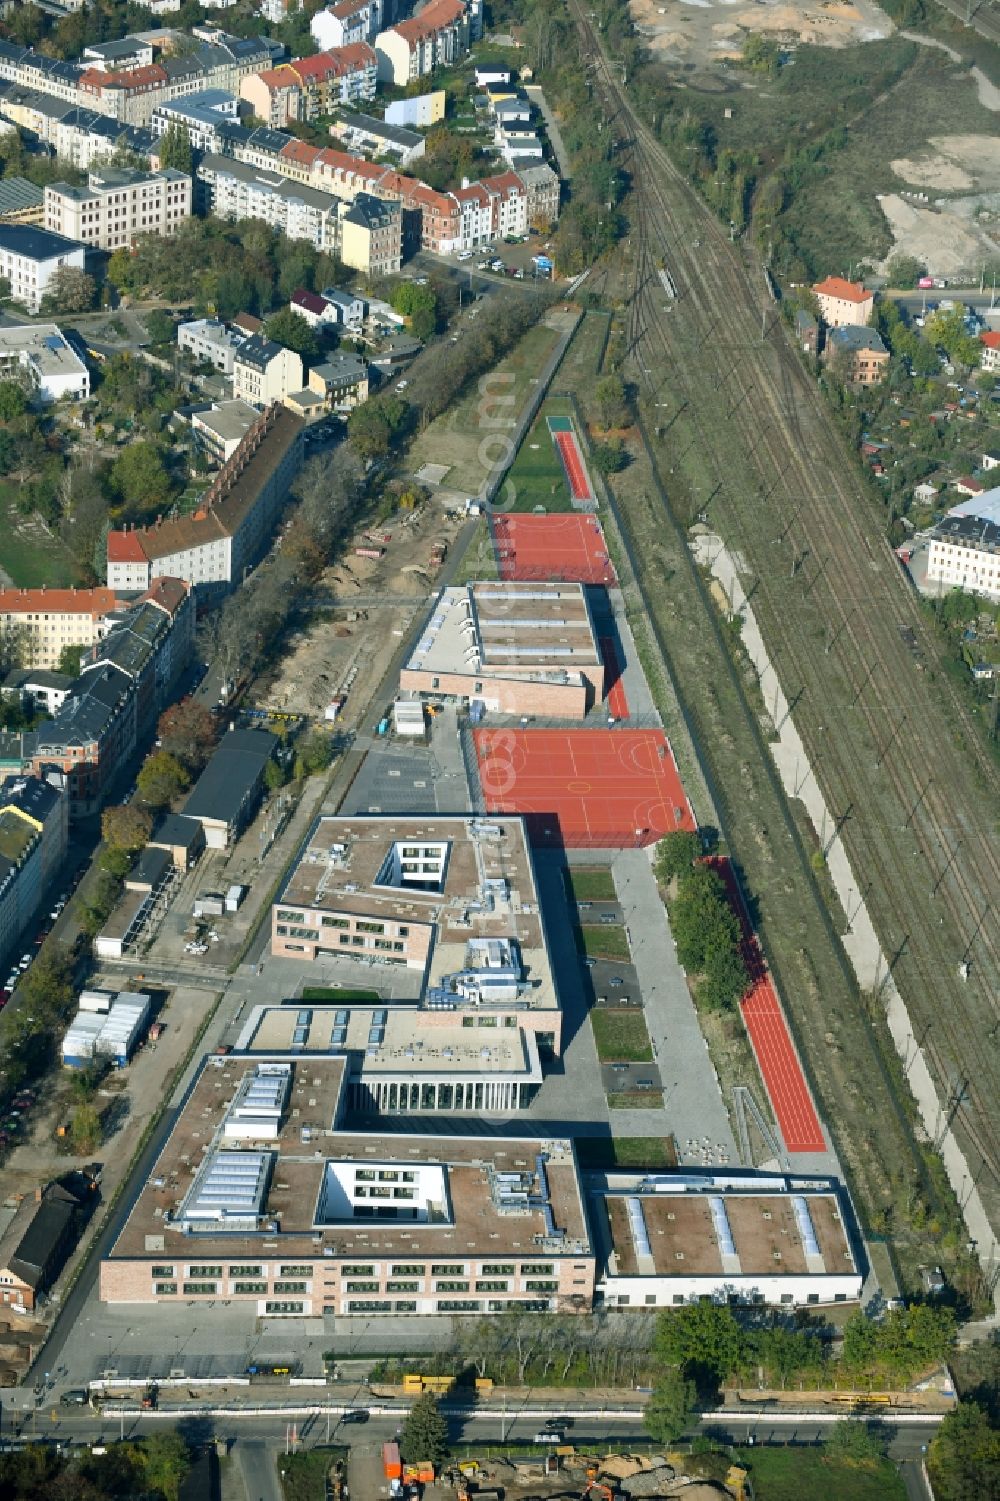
[982,450,1000,471]
[979,331,1000,374]
[290,288,340,328]
[306,351,369,410]
[913,481,939,505]
[0,586,119,671]
[812,275,874,328]
[516,162,559,229]
[233,335,304,407]
[1,670,76,717]
[384,90,445,127]
[178,316,244,374]
[312,0,384,50]
[823,325,888,386]
[190,398,261,463]
[375,0,471,86]
[339,190,402,275]
[319,285,366,328]
[0,322,89,403]
[954,475,986,498]
[106,406,305,602]
[240,45,377,127]
[926,491,1000,602]
[329,109,425,165]
[0,225,86,315]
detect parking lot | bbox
[338,707,469,816]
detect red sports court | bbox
[473,728,693,847]
[711,858,826,1154]
[547,413,594,503]
[600,637,630,719]
[492,514,617,585]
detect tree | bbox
[136,750,190,809]
[109,440,173,518]
[106,247,134,293]
[157,698,218,772]
[39,265,96,314]
[928,1401,1000,1501]
[264,307,319,359]
[158,121,193,175]
[699,940,750,1012]
[69,1102,101,1155]
[19,945,74,1024]
[294,729,334,778]
[0,381,27,422]
[391,281,438,341]
[742,32,780,74]
[591,437,627,476]
[669,864,740,974]
[826,1420,888,1462]
[264,756,289,791]
[595,373,629,429]
[401,1392,448,1464]
[643,1369,697,1444]
[885,254,925,289]
[347,394,409,460]
[144,309,175,346]
[101,803,153,853]
[654,1302,743,1392]
[55,642,84,678]
[654,830,701,884]
[139,1432,190,1501]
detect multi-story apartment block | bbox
[51,108,159,172]
[375,0,470,86]
[516,162,560,229]
[149,89,240,152]
[26,578,193,819]
[0,41,81,103]
[823,325,889,386]
[197,153,339,253]
[177,317,245,374]
[812,275,874,328]
[339,189,402,275]
[73,33,280,127]
[0,225,86,315]
[312,0,384,50]
[0,177,44,226]
[43,166,191,251]
[306,351,369,411]
[240,45,377,128]
[926,491,1000,602]
[0,586,118,671]
[330,109,425,167]
[233,335,304,407]
[190,399,260,463]
[0,322,90,403]
[0,774,68,976]
[106,406,304,601]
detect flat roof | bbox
[407,581,600,680]
[0,322,87,381]
[183,728,276,825]
[239,1004,541,1081]
[108,1054,588,1261]
[593,1174,857,1280]
[191,399,260,444]
[278,815,556,1012]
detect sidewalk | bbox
[525,86,571,179]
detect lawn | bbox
[300,987,380,1002]
[608,1091,662,1109]
[735,1448,906,1501]
[576,1135,677,1169]
[0,489,80,588]
[576,923,631,961]
[503,398,576,513]
[590,1007,653,1062]
[408,320,562,496]
[565,866,616,902]
[556,310,611,399]
[451,516,498,583]
[279,1447,348,1501]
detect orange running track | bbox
[473,728,693,847]
[555,430,592,501]
[493,514,617,585]
[600,637,629,719]
[711,857,826,1154]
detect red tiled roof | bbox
[280,139,322,166]
[812,276,871,304]
[141,577,191,616]
[79,63,167,91]
[253,65,301,91]
[292,44,374,80]
[980,331,1000,350]
[0,586,119,615]
[392,0,465,45]
[293,288,329,314]
[332,0,372,15]
[480,171,525,194]
[107,531,150,565]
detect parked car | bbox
[341,1409,369,1423]
[60,1390,89,1407]
[535,1430,563,1445]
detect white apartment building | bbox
[312,0,384,50]
[150,89,240,152]
[44,166,191,251]
[177,317,244,374]
[0,323,89,403]
[197,154,339,253]
[375,0,470,86]
[811,276,874,329]
[926,492,1000,602]
[232,335,304,407]
[0,224,86,314]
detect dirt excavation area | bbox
[629,0,894,66]
[255,498,468,723]
[877,135,1000,276]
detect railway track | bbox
[572,1,1000,1244]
